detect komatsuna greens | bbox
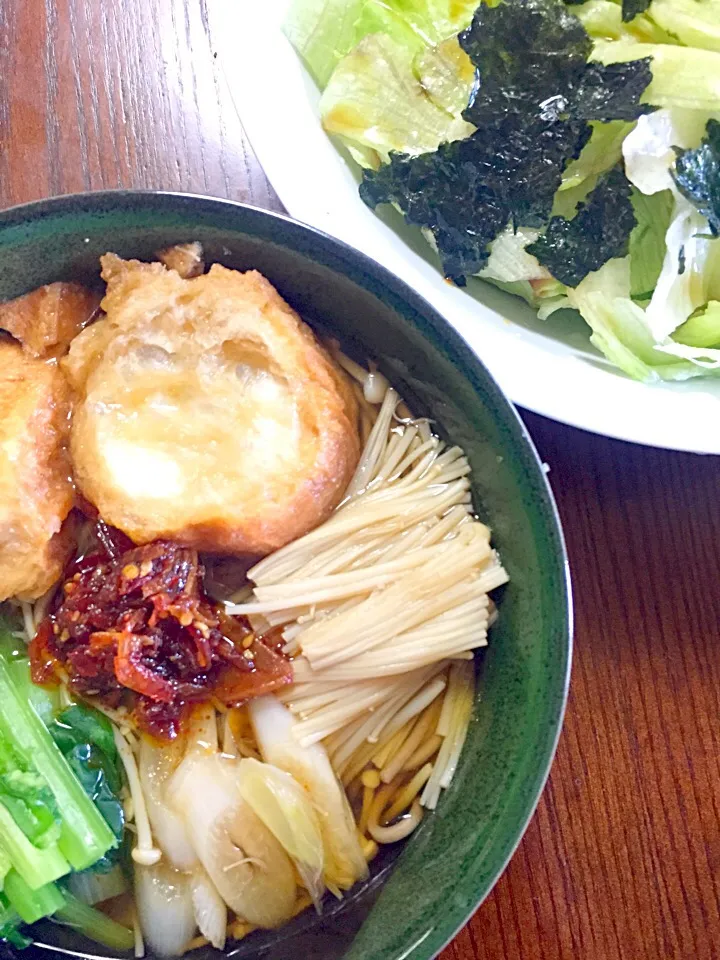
[0,622,132,951]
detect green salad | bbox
[285,0,720,383]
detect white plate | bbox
[211,0,720,454]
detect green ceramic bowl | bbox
[0,192,571,960]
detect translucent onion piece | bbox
[169,751,296,928]
[237,758,325,911]
[190,869,227,950]
[138,735,196,872]
[134,862,196,958]
[248,696,367,893]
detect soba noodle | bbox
[7,348,506,954]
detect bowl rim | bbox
[0,189,573,960]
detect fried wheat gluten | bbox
[63,254,360,555]
[0,282,100,359]
[0,340,76,600]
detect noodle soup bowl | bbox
[0,191,571,960]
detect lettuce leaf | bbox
[591,39,720,112]
[566,1,625,40]
[584,296,707,380]
[674,301,720,347]
[622,107,710,196]
[620,107,717,333]
[644,194,716,339]
[559,119,632,193]
[654,337,720,369]
[628,187,673,299]
[413,37,477,117]
[568,1,675,43]
[478,226,551,283]
[482,277,539,305]
[285,0,424,88]
[320,33,474,167]
[567,0,652,25]
[284,0,476,87]
[648,0,720,54]
[568,258,720,380]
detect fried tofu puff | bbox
[63,254,360,555]
[0,282,101,359]
[0,341,76,601]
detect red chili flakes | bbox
[31,540,293,739]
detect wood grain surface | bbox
[1,2,718,958]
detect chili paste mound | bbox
[30,539,292,739]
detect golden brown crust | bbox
[0,341,76,600]
[63,255,360,555]
[0,282,101,359]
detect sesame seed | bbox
[139,560,153,577]
[242,634,254,649]
[122,563,140,580]
[71,611,80,622]
[243,649,254,660]
[179,611,193,627]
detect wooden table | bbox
[2,2,718,958]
